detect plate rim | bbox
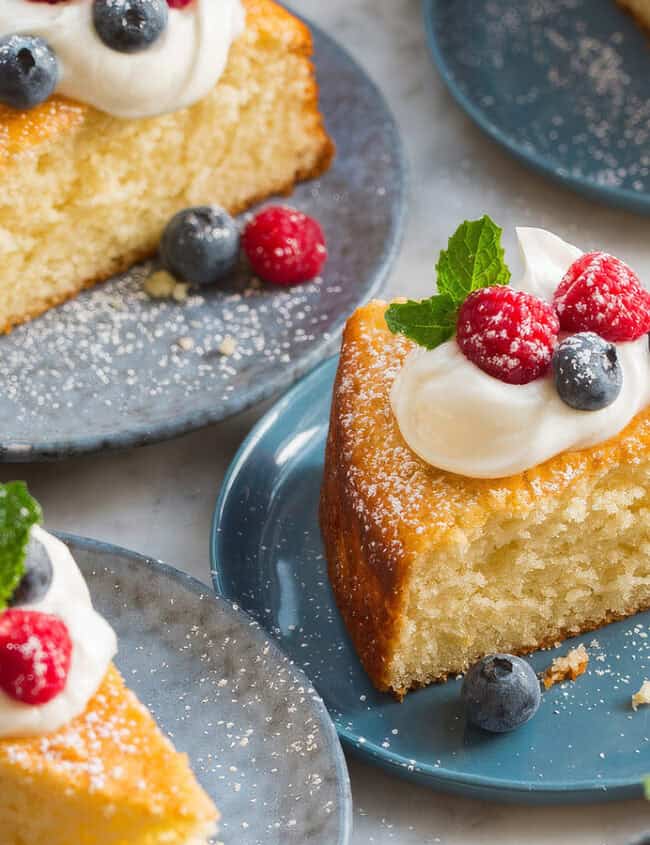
[55,530,354,845]
[421,0,650,216]
[210,355,647,804]
[0,9,407,463]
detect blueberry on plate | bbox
[93,0,169,54]
[0,35,58,110]
[161,206,241,287]
[461,654,541,733]
[553,332,622,411]
[9,534,53,607]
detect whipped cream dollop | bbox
[0,0,245,118]
[391,228,650,479]
[0,526,117,738]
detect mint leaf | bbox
[0,482,42,609]
[644,776,650,800]
[385,294,458,350]
[436,215,511,304]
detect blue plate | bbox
[212,357,650,804]
[0,11,405,461]
[423,0,650,214]
[59,533,352,845]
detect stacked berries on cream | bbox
[0,484,116,738]
[388,219,650,478]
[0,0,244,117]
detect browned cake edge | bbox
[320,315,410,696]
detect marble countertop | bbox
[3,0,649,842]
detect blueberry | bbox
[461,654,541,733]
[9,534,53,607]
[553,332,622,411]
[161,206,240,286]
[0,35,58,110]
[93,0,168,54]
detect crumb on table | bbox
[632,680,650,712]
[543,643,589,690]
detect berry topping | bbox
[9,535,53,607]
[93,0,169,54]
[242,206,327,286]
[0,35,58,110]
[0,609,72,706]
[456,286,560,385]
[161,206,240,286]
[553,251,650,342]
[553,332,622,412]
[167,0,193,5]
[461,654,541,733]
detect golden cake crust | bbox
[320,300,650,694]
[0,664,217,829]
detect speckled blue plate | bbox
[211,356,650,805]
[57,532,352,845]
[423,0,650,214]
[0,13,405,461]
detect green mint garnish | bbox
[385,294,458,350]
[644,775,650,800]
[0,481,42,610]
[385,215,511,350]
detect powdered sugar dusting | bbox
[434,0,650,201]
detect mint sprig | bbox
[645,775,650,800]
[385,216,511,350]
[0,482,42,609]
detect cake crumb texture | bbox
[0,665,218,844]
[632,679,650,711]
[543,644,589,689]
[0,0,333,333]
[321,300,650,695]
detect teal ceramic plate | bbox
[424,0,650,214]
[212,357,650,804]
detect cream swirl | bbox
[0,526,117,738]
[0,0,245,119]
[391,228,650,479]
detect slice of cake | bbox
[618,0,650,30]
[0,0,333,332]
[0,666,218,845]
[321,219,650,697]
[0,483,218,843]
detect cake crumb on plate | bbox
[631,680,650,711]
[543,644,589,689]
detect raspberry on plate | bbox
[457,286,560,385]
[0,608,72,706]
[553,251,650,342]
[242,205,327,286]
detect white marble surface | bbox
[2,0,650,841]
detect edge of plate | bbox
[54,530,354,845]
[210,357,647,805]
[1,10,408,463]
[421,0,650,216]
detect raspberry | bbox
[0,609,72,706]
[457,286,560,385]
[553,252,650,342]
[242,205,327,286]
[167,0,193,6]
